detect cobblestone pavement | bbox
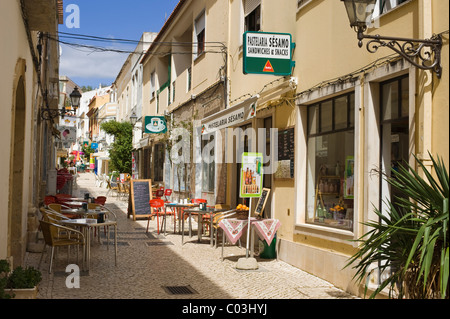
[25,172,358,300]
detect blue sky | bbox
[59,0,180,89]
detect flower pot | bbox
[7,286,38,299]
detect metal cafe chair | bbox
[39,220,85,273]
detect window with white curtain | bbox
[244,0,261,32]
[195,11,205,57]
[372,0,410,19]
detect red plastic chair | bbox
[154,189,164,199]
[191,198,207,204]
[94,196,107,205]
[164,189,172,202]
[146,198,165,235]
[44,195,57,206]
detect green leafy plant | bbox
[345,153,449,299]
[0,259,42,299]
[101,120,133,174]
[160,115,195,200]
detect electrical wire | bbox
[56,31,226,47]
[46,31,227,57]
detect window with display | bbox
[306,92,355,231]
[202,133,215,192]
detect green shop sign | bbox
[144,116,167,134]
[243,31,295,76]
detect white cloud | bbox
[59,43,130,80]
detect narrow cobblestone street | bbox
[24,172,358,300]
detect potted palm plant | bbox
[0,259,42,299]
[345,153,449,299]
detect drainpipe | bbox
[417,0,434,174]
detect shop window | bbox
[154,143,165,182]
[202,133,215,192]
[306,92,355,231]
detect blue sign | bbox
[91,143,98,150]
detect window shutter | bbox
[244,0,260,16]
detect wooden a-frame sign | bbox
[129,179,153,220]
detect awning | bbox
[200,96,257,134]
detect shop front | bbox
[281,58,416,296]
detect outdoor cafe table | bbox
[163,203,199,235]
[60,218,117,273]
[182,207,230,246]
[62,207,107,218]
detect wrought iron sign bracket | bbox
[356,27,443,78]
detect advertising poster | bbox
[240,152,263,198]
[344,156,354,199]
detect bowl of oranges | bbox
[236,204,249,219]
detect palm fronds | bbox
[345,153,449,299]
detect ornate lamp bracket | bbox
[357,27,442,78]
[40,107,68,121]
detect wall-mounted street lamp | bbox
[40,86,82,120]
[341,0,442,78]
[130,112,138,126]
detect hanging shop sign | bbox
[60,116,77,127]
[201,97,256,135]
[57,126,76,143]
[144,116,167,134]
[243,31,295,76]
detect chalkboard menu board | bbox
[130,179,152,220]
[275,127,295,179]
[255,188,271,217]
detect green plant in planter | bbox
[345,153,449,299]
[0,259,42,299]
[0,259,11,299]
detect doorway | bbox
[380,75,409,213]
[8,72,26,264]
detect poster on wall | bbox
[240,152,263,198]
[344,156,354,199]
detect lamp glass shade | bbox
[341,0,376,27]
[69,87,82,109]
[130,112,138,126]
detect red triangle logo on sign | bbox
[263,60,274,72]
